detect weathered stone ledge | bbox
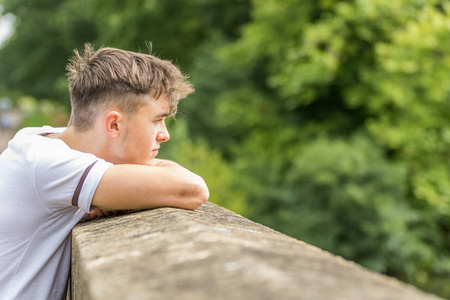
[71,202,443,300]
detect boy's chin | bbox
[145,158,156,166]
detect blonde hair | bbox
[66,43,194,130]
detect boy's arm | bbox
[91,159,209,211]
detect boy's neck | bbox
[55,126,108,161]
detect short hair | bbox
[66,43,194,131]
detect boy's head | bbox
[66,43,194,131]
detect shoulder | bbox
[13,126,65,139]
[6,126,113,186]
[8,126,109,173]
[8,126,65,153]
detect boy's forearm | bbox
[148,158,165,166]
[92,161,209,211]
[149,158,177,167]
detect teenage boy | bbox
[0,44,209,300]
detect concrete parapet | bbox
[71,202,442,300]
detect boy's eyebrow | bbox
[155,112,170,119]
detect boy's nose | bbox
[157,130,170,142]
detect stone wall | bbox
[71,202,443,300]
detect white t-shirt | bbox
[0,126,113,300]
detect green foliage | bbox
[282,135,432,275]
[159,118,247,215]
[214,0,450,296]
[16,96,69,128]
[0,0,250,100]
[0,0,97,100]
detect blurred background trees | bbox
[0,0,449,297]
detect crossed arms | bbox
[91,159,209,214]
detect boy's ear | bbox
[104,110,123,139]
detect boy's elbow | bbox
[187,178,209,210]
[198,180,210,205]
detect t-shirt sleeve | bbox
[33,144,113,214]
[73,159,112,213]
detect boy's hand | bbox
[88,207,119,219]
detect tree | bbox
[194,0,450,296]
[0,0,250,102]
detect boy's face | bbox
[115,94,171,165]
